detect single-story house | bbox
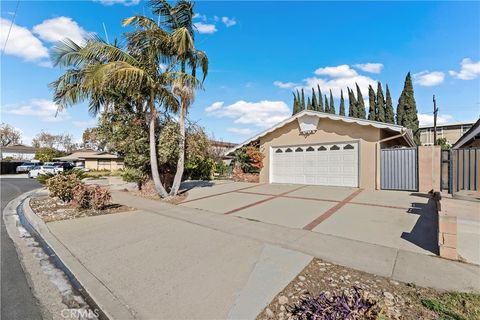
[228,110,415,189]
[452,118,480,149]
[0,144,38,161]
[57,150,124,171]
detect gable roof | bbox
[57,151,122,161]
[227,110,416,154]
[1,144,38,153]
[452,118,480,149]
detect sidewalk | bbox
[109,191,480,292]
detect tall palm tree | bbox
[150,0,208,196]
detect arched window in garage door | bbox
[330,145,340,150]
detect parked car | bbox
[16,162,36,173]
[74,164,90,172]
[53,162,75,172]
[28,165,57,178]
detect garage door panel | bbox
[272,142,358,187]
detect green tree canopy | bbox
[356,84,366,119]
[317,85,324,112]
[339,89,345,116]
[367,85,376,121]
[376,82,385,122]
[348,88,357,117]
[397,72,420,144]
[329,90,335,114]
[385,84,395,124]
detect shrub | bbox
[121,167,146,190]
[45,173,80,202]
[214,161,232,178]
[289,287,377,320]
[72,184,111,210]
[37,168,86,185]
[234,145,264,174]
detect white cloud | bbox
[205,101,224,112]
[193,13,207,22]
[95,0,140,6]
[354,63,383,74]
[33,16,89,45]
[449,58,480,80]
[0,18,48,61]
[314,64,358,78]
[226,127,254,135]
[205,100,290,128]
[418,113,453,126]
[4,99,70,122]
[413,71,445,86]
[273,81,298,89]
[194,22,217,34]
[72,119,98,128]
[301,74,376,99]
[221,16,236,27]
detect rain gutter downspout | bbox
[375,129,409,190]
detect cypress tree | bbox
[385,84,395,124]
[317,85,324,112]
[307,96,313,110]
[311,88,318,111]
[301,89,306,111]
[329,90,335,114]
[397,72,420,144]
[376,82,385,122]
[367,85,376,121]
[348,88,357,117]
[356,84,366,119]
[339,89,345,116]
[292,92,298,115]
[324,95,329,113]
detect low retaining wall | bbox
[435,192,459,261]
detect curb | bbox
[18,192,137,320]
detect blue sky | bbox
[1,1,479,145]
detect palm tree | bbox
[150,0,208,196]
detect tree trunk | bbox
[169,102,186,196]
[148,106,168,198]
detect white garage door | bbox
[271,142,358,187]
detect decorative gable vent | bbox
[297,114,319,136]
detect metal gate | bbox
[450,148,480,195]
[380,148,418,191]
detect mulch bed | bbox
[30,196,133,223]
[257,258,480,320]
[130,179,188,204]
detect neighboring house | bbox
[452,118,480,149]
[420,122,474,146]
[57,150,124,170]
[228,110,415,189]
[210,140,237,159]
[0,144,38,160]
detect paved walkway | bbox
[109,191,479,293]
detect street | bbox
[1,178,42,320]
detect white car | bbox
[28,165,57,178]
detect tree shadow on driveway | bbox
[401,198,439,255]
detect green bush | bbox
[45,173,80,202]
[37,168,86,185]
[184,157,215,180]
[71,184,111,210]
[213,161,232,178]
[121,167,146,189]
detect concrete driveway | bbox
[181,182,439,255]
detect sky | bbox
[1,0,479,145]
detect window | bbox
[318,146,327,151]
[343,144,354,150]
[330,145,340,150]
[295,147,303,152]
[285,148,293,153]
[306,146,315,152]
[275,149,283,153]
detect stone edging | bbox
[19,193,137,320]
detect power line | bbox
[2,0,20,55]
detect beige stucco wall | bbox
[84,159,124,171]
[418,145,441,192]
[258,118,401,189]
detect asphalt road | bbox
[1,178,43,320]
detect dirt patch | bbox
[257,258,480,320]
[129,179,188,204]
[30,196,133,223]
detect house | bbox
[0,144,38,160]
[228,110,415,189]
[420,122,474,146]
[452,118,480,149]
[57,150,124,171]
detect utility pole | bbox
[433,95,438,145]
